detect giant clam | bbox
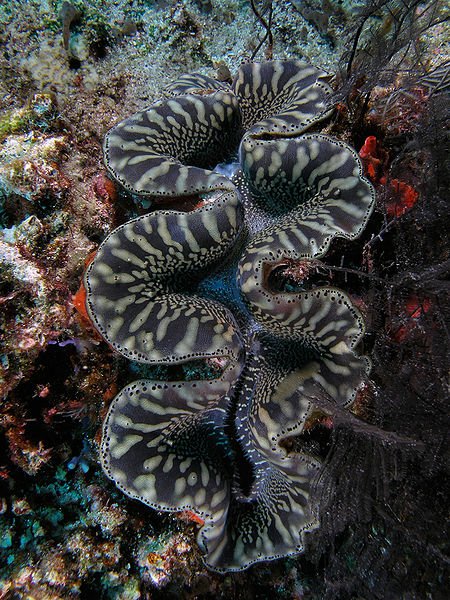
[84,60,375,571]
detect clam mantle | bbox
[85,60,375,572]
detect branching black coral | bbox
[249,0,274,59]
[336,0,449,133]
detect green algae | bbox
[0,94,59,143]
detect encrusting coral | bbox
[84,60,375,572]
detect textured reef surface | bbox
[0,0,449,598]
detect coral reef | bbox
[0,0,448,597]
